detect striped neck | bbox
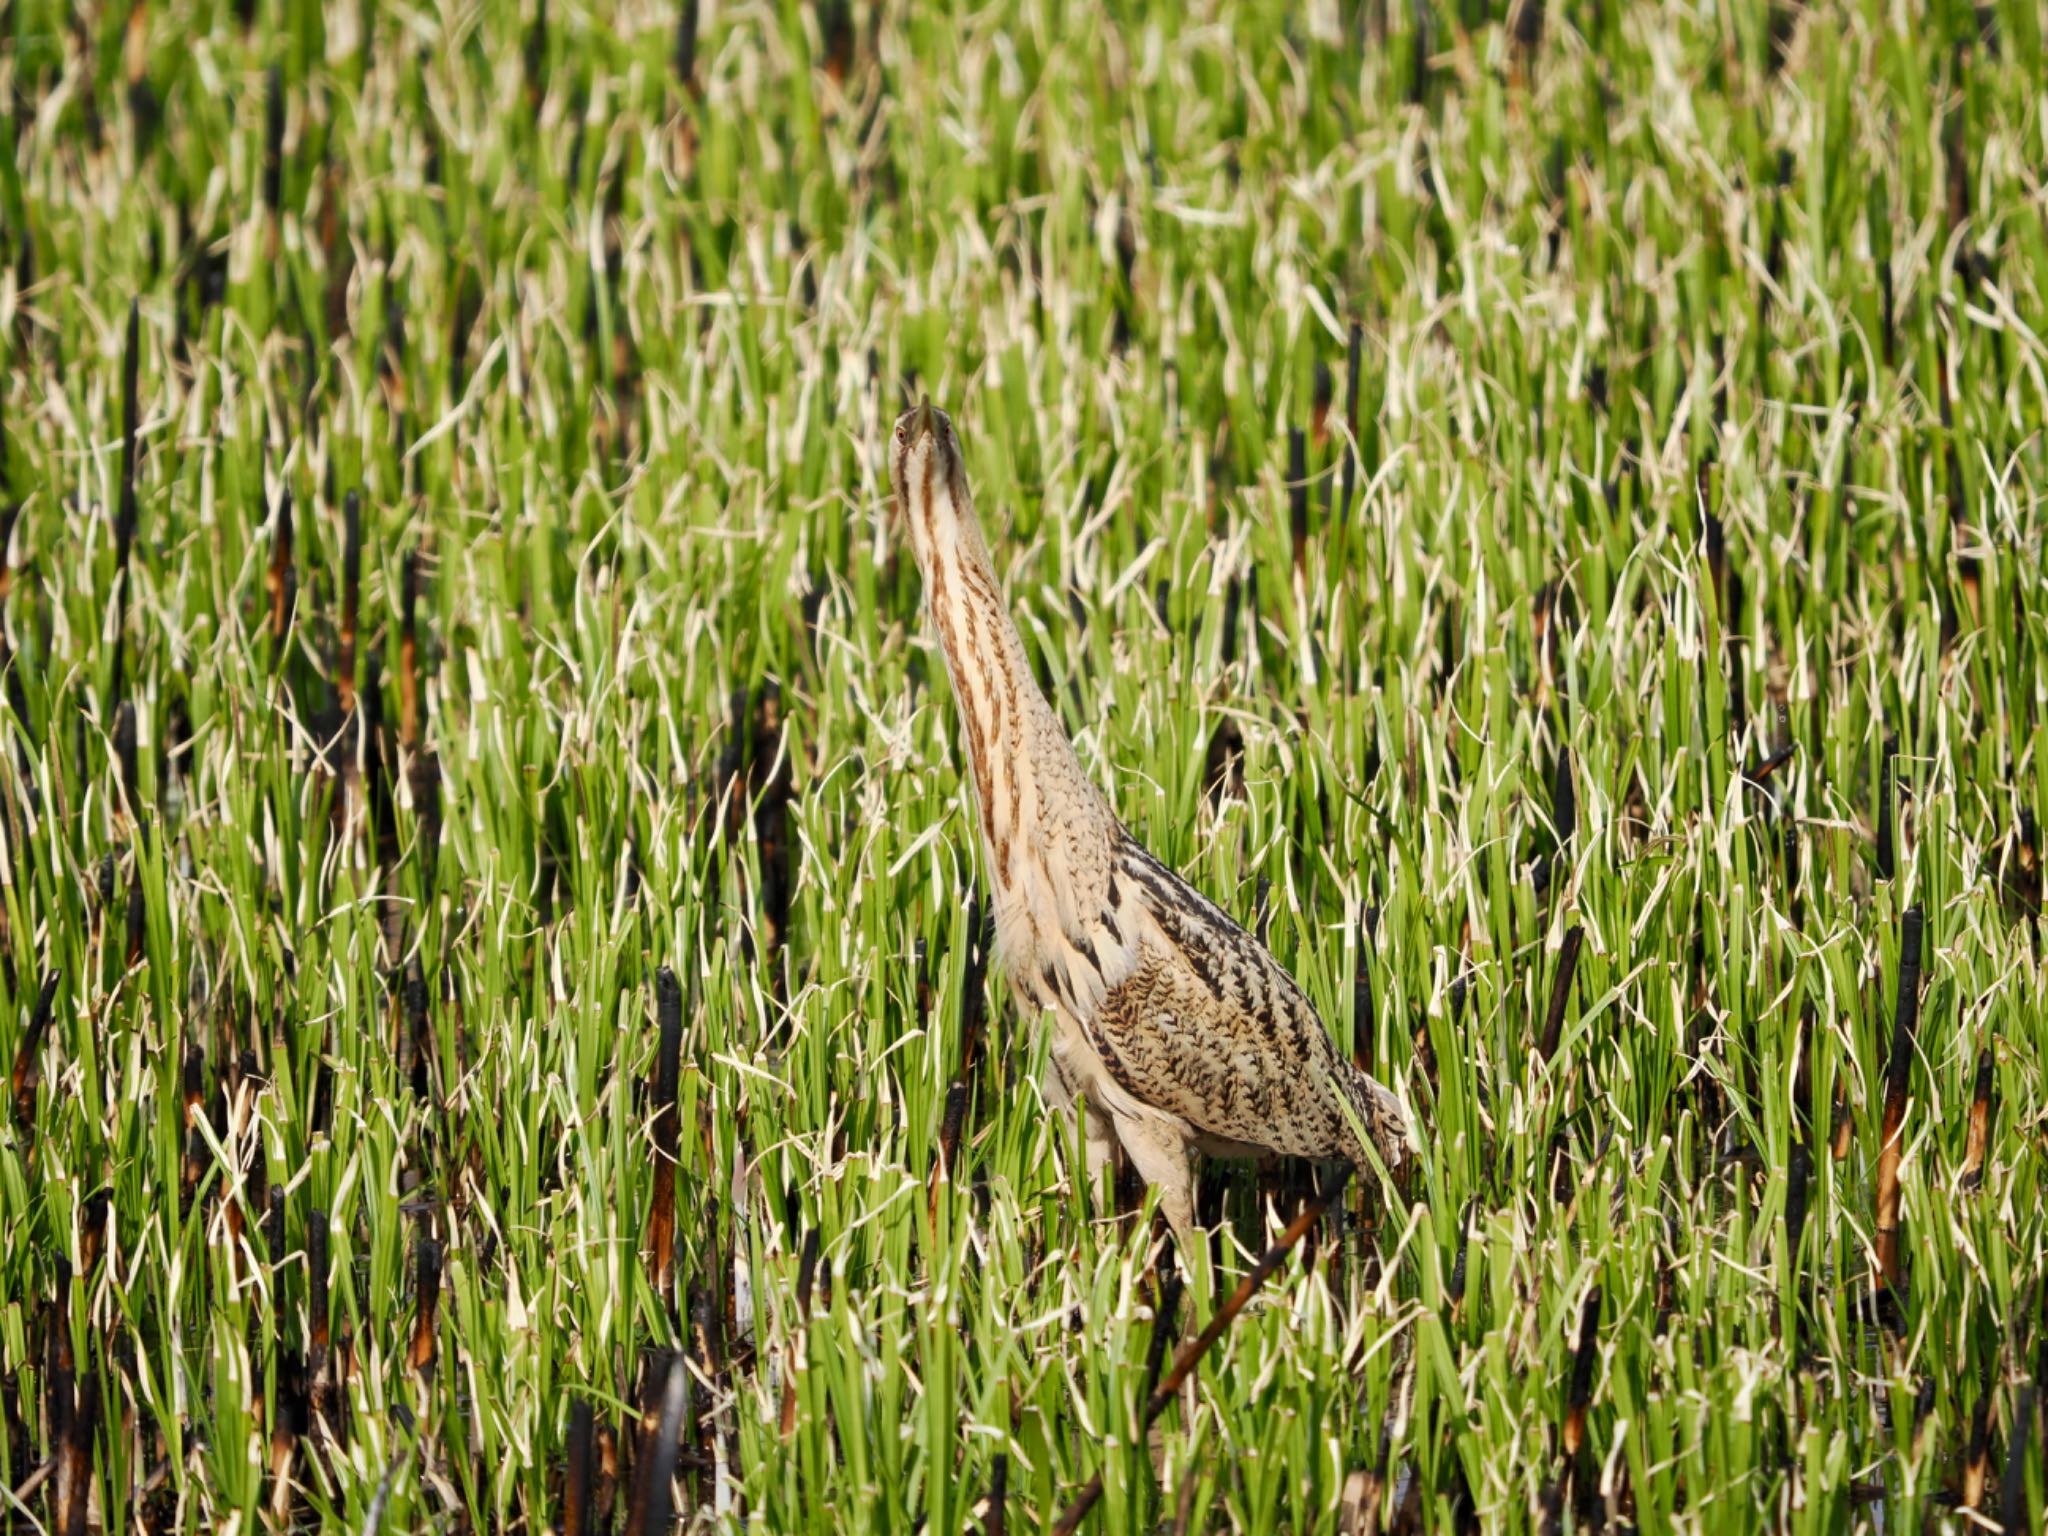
[902,456,1110,890]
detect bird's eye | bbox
[895,424,907,444]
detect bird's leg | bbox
[1042,1057,1119,1213]
[1114,1120,1202,1434]
[1112,1114,1199,1266]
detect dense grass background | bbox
[2,0,2046,1529]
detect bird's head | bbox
[889,396,978,576]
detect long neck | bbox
[914,502,1112,890]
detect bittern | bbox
[891,398,1410,1241]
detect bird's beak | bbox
[910,395,936,443]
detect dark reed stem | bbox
[1743,741,1797,787]
[399,545,421,751]
[404,964,431,1100]
[564,1398,594,1536]
[409,1235,441,1374]
[1960,1043,1995,1190]
[981,1450,1008,1536]
[1556,1284,1600,1518]
[1537,925,1585,1065]
[180,1044,206,1202]
[1998,1383,2036,1536]
[1962,1377,1991,1509]
[932,895,992,1219]
[308,1209,333,1436]
[1447,1198,1474,1322]
[338,490,361,714]
[647,967,684,1306]
[1876,733,1896,882]
[778,1225,821,1436]
[1785,1143,1811,1275]
[110,299,141,709]
[1288,427,1308,572]
[113,700,138,812]
[1875,904,1921,1288]
[10,969,59,1129]
[1352,905,1375,1074]
[629,1354,688,1536]
[263,68,285,217]
[124,875,145,968]
[1339,321,1362,525]
[268,488,295,662]
[674,0,699,95]
[60,1366,95,1536]
[1553,743,1576,851]
[524,0,549,108]
[1139,1269,1183,1406]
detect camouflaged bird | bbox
[890,398,1411,1240]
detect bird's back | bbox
[1077,835,1409,1172]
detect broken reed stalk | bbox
[1960,1041,1994,1191]
[1050,1163,1353,1536]
[646,967,684,1306]
[1537,924,1585,1065]
[1874,904,1921,1290]
[1742,740,1797,786]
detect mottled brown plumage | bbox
[891,399,1410,1238]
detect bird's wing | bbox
[1080,838,1373,1162]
